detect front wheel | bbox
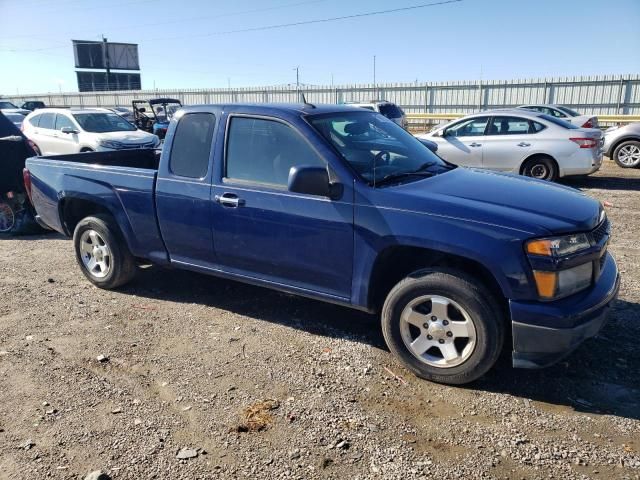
[73,215,136,289]
[613,140,640,168]
[381,269,504,385]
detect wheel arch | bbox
[608,136,640,158]
[366,245,508,318]
[519,153,559,176]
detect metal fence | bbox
[4,74,639,115]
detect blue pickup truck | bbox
[24,103,620,385]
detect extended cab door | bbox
[155,110,219,268]
[435,116,488,167]
[210,113,354,300]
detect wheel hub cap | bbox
[399,295,477,368]
[79,229,111,279]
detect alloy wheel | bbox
[399,295,477,368]
[79,229,112,278]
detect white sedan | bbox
[22,108,159,155]
[416,109,603,181]
[517,104,597,129]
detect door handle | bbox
[517,142,531,147]
[469,142,482,147]
[214,193,245,208]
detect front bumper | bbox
[510,253,620,368]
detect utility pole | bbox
[103,35,110,92]
[227,77,231,89]
[373,55,377,98]
[294,66,300,91]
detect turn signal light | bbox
[569,137,598,149]
[526,239,553,256]
[533,271,557,299]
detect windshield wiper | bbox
[373,170,434,187]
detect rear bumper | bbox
[510,254,620,368]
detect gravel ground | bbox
[1,159,639,480]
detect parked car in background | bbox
[20,100,46,111]
[3,112,25,128]
[0,100,30,116]
[344,100,408,128]
[603,122,640,168]
[417,109,603,181]
[132,98,182,139]
[25,103,619,385]
[101,106,134,123]
[22,108,159,155]
[517,104,597,129]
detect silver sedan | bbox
[603,122,640,168]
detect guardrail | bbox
[406,113,640,133]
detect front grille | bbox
[591,217,610,244]
[118,142,156,150]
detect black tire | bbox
[0,201,16,233]
[80,148,94,153]
[381,268,504,385]
[522,156,558,181]
[612,140,640,168]
[73,214,136,289]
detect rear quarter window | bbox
[169,113,216,178]
[28,114,42,127]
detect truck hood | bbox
[380,168,602,236]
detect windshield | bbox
[556,106,580,117]
[539,114,579,129]
[0,101,18,109]
[153,103,180,122]
[309,111,448,186]
[5,113,24,121]
[73,112,137,132]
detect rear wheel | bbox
[381,268,504,385]
[0,202,16,233]
[73,215,136,289]
[613,140,640,168]
[522,156,558,181]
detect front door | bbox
[52,113,81,154]
[211,114,353,299]
[436,116,489,167]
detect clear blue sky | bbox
[1,0,639,94]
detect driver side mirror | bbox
[61,126,78,134]
[288,166,342,199]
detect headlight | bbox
[526,233,590,257]
[532,263,593,300]
[99,139,123,149]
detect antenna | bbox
[299,92,316,109]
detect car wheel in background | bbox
[381,268,504,385]
[73,214,136,289]
[613,140,640,168]
[522,155,558,181]
[0,202,16,233]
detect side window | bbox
[445,117,489,137]
[28,114,42,127]
[55,114,76,130]
[531,121,546,133]
[38,113,55,130]
[169,113,216,178]
[226,117,325,187]
[549,108,566,118]
[488,116,533,135]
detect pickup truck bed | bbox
[27,149,167,263]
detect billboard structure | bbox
[72,38,141,92]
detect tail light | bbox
[581,119,594,128]
[569,137,598,149]
[23,168,33,204]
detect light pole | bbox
[373,55,377,98]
